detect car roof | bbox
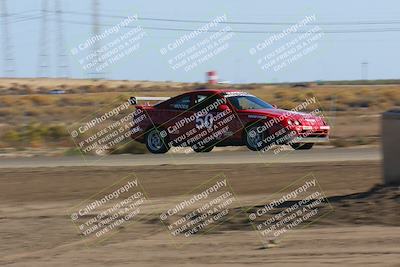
[189,89,243,94]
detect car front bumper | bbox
[291,136,330,143]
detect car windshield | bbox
[227,95,273,110]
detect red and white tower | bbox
[206,70,218,84]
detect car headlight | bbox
[287,119,301,126]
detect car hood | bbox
[240,108,326,126]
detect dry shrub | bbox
[347,98,373,108]
[57,97,75,107]
[78,85,91,93]
[291,92,307,102]
[46,124,69,140]
[43,106,66,116]
[16,97,32,107]
[380,88,400,106]
[2,129,21,143]
[36,86,49,94]
[24,108,41,117]
[276,100,297,110]
[274,90,292,100]
[24,87,35,95]
[0,108,18,117]
[28,95,54,106]
[69,88,81,94]
[117,84,133,92]
[87,85,98,93]
[0,96,17,107]
[8,83,22,94]
[96,83,108,92]
[331,137,351,147]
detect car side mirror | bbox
[218,104,230,112]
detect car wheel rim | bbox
[148,130,163,151]
[247,127,262,149]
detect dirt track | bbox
[0,160,399,266]
[0,147,381,168]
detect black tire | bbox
[145,128,169,154]
[290,143,314,150]
[244,124,270,151]
[193,145,214,153]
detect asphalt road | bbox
[0,147,380,168]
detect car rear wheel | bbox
[145,128,169,154]
[290,143,314,150]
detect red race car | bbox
[129,90,329,154]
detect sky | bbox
[1,0,400,83]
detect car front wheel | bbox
[245,125,267,151]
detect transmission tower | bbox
[0,0,16,77]
[37,0,50,77]
[90,0,105,79]
[361,61,369,80]
[55,0,69,78]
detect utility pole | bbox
[37,0,50,77]
[0,0,16,77]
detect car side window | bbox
[169,95,191,110]
[193,94,221,112]
[194,94,208,105]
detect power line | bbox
[9,14,43,24]
[57,19,400,34]
[7,9,40,17]
[8,10,400,34]
[47,10,400,26]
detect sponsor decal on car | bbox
[248,114,267,119]
[222,91,254,97]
